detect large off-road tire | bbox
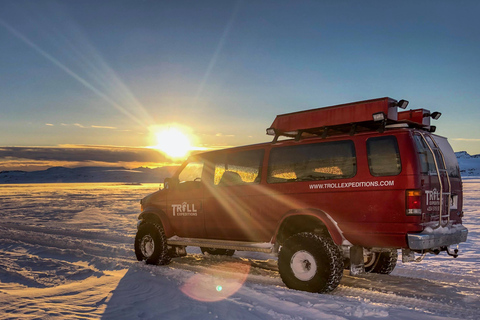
[135,222,171,265]
[278,232,344,293]
[200,247,235,256]
[364,250,398,274]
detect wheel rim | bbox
[290,250,317,281]
[364,252,377,268]
[141,235,155,258]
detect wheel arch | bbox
[138,208,174,238]
[274,209,345,246]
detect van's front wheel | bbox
[278,232,343,293]
[135,222,171,265]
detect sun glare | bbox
[151,126,193,159]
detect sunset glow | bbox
[151,126,193,160]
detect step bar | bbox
[167,237,275,253]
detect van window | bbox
[424,135,446,170]
[267,141,356,183]
[178,161,204,183]
[213,149,264,186]
[413,134,436,174]
[431,135,461,178]
[367,136,401,176]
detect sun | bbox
[151,126,193,159]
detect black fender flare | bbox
[138,208,174,238]
[273,208,346,246]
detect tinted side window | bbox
[413,134,436,174]
[367,136,401,176]
[213,149,264,186]
[424,135,446,170]
[431,135,461,178]
[267,141,356,183]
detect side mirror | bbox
[163,177,178,190]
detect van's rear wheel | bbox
[364,250,397,274]
[278,232,343,293]
[200,247,235,256]
[135,222,171,265]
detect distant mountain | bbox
[1,152,479,184]
[455,151,480,176]
[0,166,179,184]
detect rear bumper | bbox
[407,225,468,250]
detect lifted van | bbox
[135,97,468,293]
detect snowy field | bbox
[0,181,479,320]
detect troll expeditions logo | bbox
[172,202,198,217]
[425,188,441,211]
[425,188,440,205]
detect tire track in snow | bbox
[0,224,134,262]
[0,222,132,244]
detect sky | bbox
[1,0,479,171]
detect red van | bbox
[135,97,468,293]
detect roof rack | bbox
[266,97,438,142]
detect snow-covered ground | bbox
[0,181,479,320]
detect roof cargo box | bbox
[267,97,401,139]
[398,109,431,127]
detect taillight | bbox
[406,190,422,215]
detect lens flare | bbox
[180,262,250,302]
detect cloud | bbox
[91,125,117,129]
[0,146,179,171]
[215,133,235,137]
[55,123,118,130]
[451,138,480,142]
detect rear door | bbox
[413,133,459,227]
[431,135,463,224]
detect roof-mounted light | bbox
[372,112,386,122]
[266,128,276,136]
[423,111,442,120]
[431,111,442,120]
[396,99,409,109]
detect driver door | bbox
[166,159,206,238]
